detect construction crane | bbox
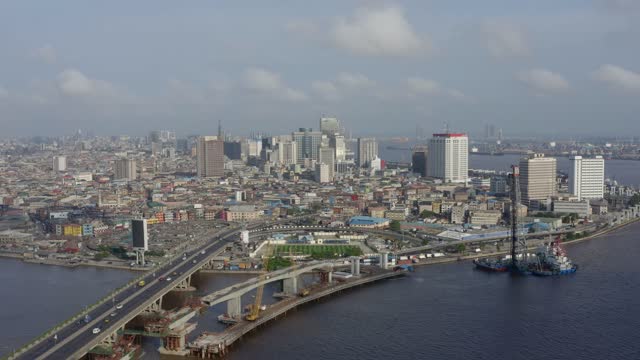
[246,241,272,321]
[509,165,527,272]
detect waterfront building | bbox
[570,156,605,201]
[427,133,468,183]
[412,146,428,177]
[357,137,378,168]
[519,153,557,206]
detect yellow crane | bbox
[246,241,272,321]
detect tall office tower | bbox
[331,135,346,162]
[320,117,340,136]
[319,145,336,181]
[427,133,468,183]
[197,136,224,177]
[53,156,67,172]
[149,130,161,143]
[275,140,298,165]
[114,158,138,181]
[519,153,557,205]
[292,128,323,165]
[357,137,378,168]
[315,163,330,183]
[223,141,242,160]
[570,156,605,201]
[411,146,428,177]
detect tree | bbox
[455,243,466,253]
[420,210,437,218]
[389,220,401,232]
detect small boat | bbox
[473,258,508,272]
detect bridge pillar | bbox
[328,271,333,284]
[227,296,242,318]
[380,252,388,269]
[350,257,360,276]
[145,296,163,313]
[283,276,298,295]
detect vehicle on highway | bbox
[193,260,197,264]
[201,250,206,254]
[172,272,177,276]
[110,312,117,317]
[84,314,91,323]
[158,276,165,281]
[166,277,172,281]
[138,280,146,287]
[104,319,110,323]
[92,328,101,334]
[116,303,123,310]
[182,256,187,261]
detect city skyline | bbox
[2,1,640,137]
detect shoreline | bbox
[410,217,640,268]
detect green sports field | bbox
[274,244,362,259]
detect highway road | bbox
[14,224,242,360]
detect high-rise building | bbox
[519,154,557,205]
[292,128,323,164]
[53,156,67,172]
[275,140,298,165]
[427,133,468,183]
[331,135,346,162]
[319,145,336,181]
[114,158,137,181]
[315,163,330,183]
[570,156,605,201]
[223,141,242,160]
[320,117,340,136]
[412,146,428,177]
[197,136,224,177]
[357,137,378,168]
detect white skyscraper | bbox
[331,135,346,162]
[519,153,557,206]
[427,133,468,183]
[357,137,378,168]
[319,145,335,181]
[570,156,605,201]
[275,140,298,166]
[53,156,67,172]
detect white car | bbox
[201,250,206,254]
[92,328,101,334]
[116,304,123,310]
[166,277,172,281]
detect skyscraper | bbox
[197,136,224,177]
[319,145,336,181]
[570,156,605,201]
[275,140,298,165]
[519,153,557,205]
[114,158,137,181]
[427,133,468,183]
[292,128,323,165]
[412,146,428,177]
[331,135,346,162]
[357,137,378,168]
[53,156,67,172]
[319,117,340,136]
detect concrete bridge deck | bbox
[189,267,407,358]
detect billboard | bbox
[132,219,148,250]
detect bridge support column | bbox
[227,296,242,318]
[380,252,388,269]
[283,276,298,295]
[145,296,163,313]
[351,257,360,276]
[328,271,333,283]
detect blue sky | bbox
[1,0,639,138]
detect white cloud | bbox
[332,6,430,56]
[407,77,441,94]
[311,72,376,101]
[244,67,307,102]
[593,64,640,91]
[517,69,569,93]
[57,68,117,97]
[407,77,467,100]
[32,44,57,64]
[482,21,529,58]
[336,72,375,88]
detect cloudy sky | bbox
[1,0,640,138]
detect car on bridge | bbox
[166,277,172,281]
[116,303,123,310]
[92,328,100,335]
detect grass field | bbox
[274,244,362,259]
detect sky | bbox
[1,0,640,138]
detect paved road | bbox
[14,225,244,360]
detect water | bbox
[0,260,136,357]
[1,224,639,360]
[227,222,640,360]
[378,141,640,187]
